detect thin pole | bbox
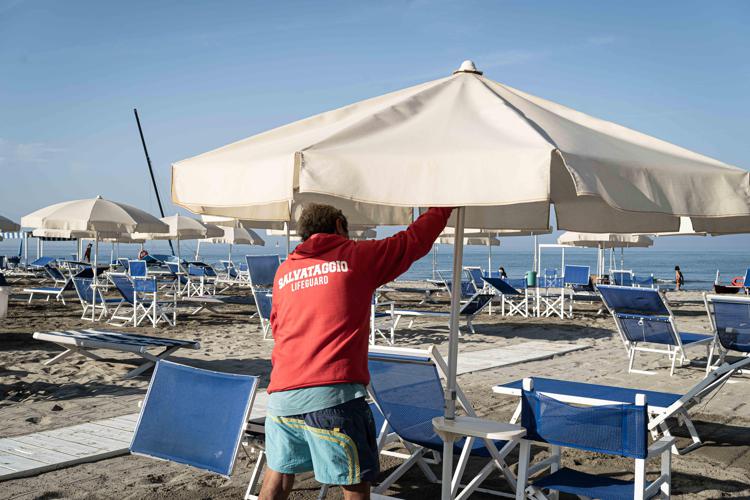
[92,233,98,321]
[285,222,291,257]
[441,206,465,500]
[134,108,175,256]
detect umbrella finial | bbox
[453,60,482,75]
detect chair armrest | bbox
[432,416,526,441]
[647,436,676,458]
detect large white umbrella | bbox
[171,60,750,499]
[22,196,168,321]
[438,230,500,278]
[0,215,20,232]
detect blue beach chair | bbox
[72,275,122,321]
[482,276,532,317]
[367,346,522,498]
[392,291,493,334]
[130,360,258,476]
[245,255,280,339]
[597,285,712,375]
[611,269,634,287]
[128,259,148,278]
[704,293,750,374]
[516,377,674,500]
[23,266,74,305]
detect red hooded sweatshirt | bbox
[268,207,452,393]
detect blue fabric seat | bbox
[598,285,712,375]
[499,377,680,410]
[517,378,673,500]
[245,255,280,339]
[130,360,257,477]
[367,348,518,496]
[705,294,750,373]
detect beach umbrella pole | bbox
[92,232,98,321]
[228,243,232,265]
[441,206,465,500]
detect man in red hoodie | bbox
[260,204,452,499]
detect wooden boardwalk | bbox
[0,391,269,482]
[0,413,137,481]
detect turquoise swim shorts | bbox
[265,397,379,485]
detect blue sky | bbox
[1,0,749,250]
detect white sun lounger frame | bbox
[32,328,200,379]
[493,356,750,455]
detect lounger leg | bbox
[515,441,531,500]
[244,449,266,500]
[373,447,429,494]
[510,401,522,424]
[124,346,181,379]
[677,411,702,454]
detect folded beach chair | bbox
[437,269,477,299]
[562,264,600,317]
[482,277,532,318]
[704,293,750,375]
[367,345,523,498]
[32,329,200,379]
[392,291,493,334]
[23,266,74,305]
[515,377,674,500]
[494,351,750,456]
[72,274,122,321]
[611,269,634,287]
[128,259,148,278]
[245,255,280,338]
[597,285,712,375]
[371,294,397,345]
[131,360,257,479]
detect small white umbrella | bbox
[438,231,500,278]
[171,60,750,499]
[132,214,216,261]
[557,232,654,275]
[200,225,265,263]
[22,197,168,320]
[0,215,20,232]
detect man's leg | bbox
[263,415,314,499]
[342,481,371,499]
[259,470,295,500]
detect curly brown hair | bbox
[297,203,348,241]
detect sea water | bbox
[2,238,745,291]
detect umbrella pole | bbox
[92,233,98,321]
[228,243,232,265]
[195,240,201,261]
[285,222,291,257]
[441,206,465,500]
[432,244,437,280]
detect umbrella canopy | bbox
[31,227,143,242]
[557,232,654,249]
[22,196,168,234]
[207,226,265,246]
[132,214,212,240]
[0,215,20,232]
[201,214,288,230]
[266,227,376,241]
[171,60,750,500]
[173,60,750,234]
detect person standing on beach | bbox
[83,242,92,262]
[498,266,508,279]
[675,265,685,291]
[260,204,452,500]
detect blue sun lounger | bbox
[704,293,750,374]
[515,377,674,500]
[32,329,200,379]
[493,350,750,456]
[482,277,532,317]
[367,346,524,498]
[72,274,122,321]
[597,285,712,375]
[392,291,493,334]
[23,265,74,305]
[131,360,258,477]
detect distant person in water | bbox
[675,265,685,291]
[138,249,149,260]
[498,266,508,279]
[83,243,92,262]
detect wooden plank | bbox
[0,452,48,472]
[81,422,134,443]
[44,426,130,450]
[92,418,137,433]
[13,433,102,456]
[0,439,80,464]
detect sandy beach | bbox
[1,279,749,499]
